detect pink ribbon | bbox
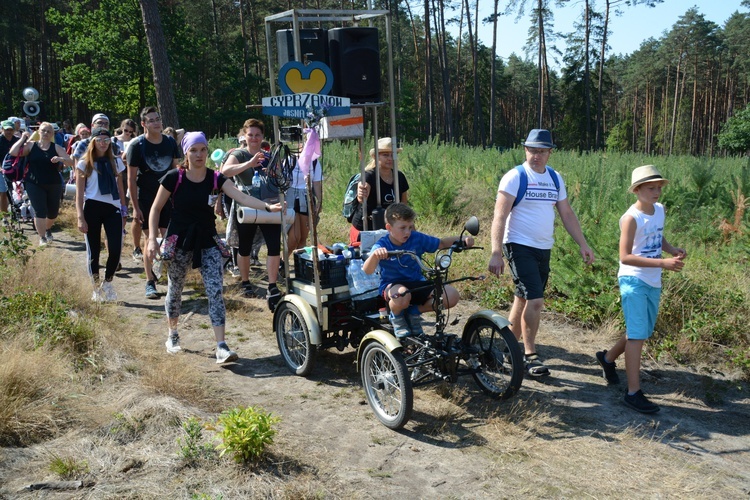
[298,127,321,176]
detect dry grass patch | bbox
[0,340,76,446]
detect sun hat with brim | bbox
[522,129,555,149]
[1,120,14,130]
[629,165,668,193]
[369,137,402,157]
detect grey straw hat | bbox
[629,165,668,193]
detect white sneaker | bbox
[91,288,103,302]
[229,265,240,278]
[165,336,182,354]
[101,281,117,302]
[216,344,238,364]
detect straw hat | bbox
[629,165,668,193]
[369,137,402,157]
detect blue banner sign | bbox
[262,93,351,119]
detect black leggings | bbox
[235,207,281,257]
[83,199,123,281]
[25,181,63,219]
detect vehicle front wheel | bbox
[275,301,316,376]
[463,320,523,399]
[360,342,413,430]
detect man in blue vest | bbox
[488,129,595,378]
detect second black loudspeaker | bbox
[276,28,328,66]
[328,27,381,103]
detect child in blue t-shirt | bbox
[363,203,474,338]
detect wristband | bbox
[264,203,271,212]
[121,205,129,217]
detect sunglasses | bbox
[124,128,135,135]
[94,137,111,145]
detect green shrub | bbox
[178,416,215,465]
[49,454,89,480]
[215,406,280,464]
[0,291,93,354]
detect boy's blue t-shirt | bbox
[371,231,441,294]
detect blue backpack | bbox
[512,164,560,207]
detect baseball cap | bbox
[1,120,14,130]
[91,113,109,125]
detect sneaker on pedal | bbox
[389,312,412,338]
[406,313,425,337]
[165,335,182,354]
[216,344,238,364]
[101,280,117,302]
[145,280,158,299]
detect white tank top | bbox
[618,203,665,288]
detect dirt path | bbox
[2,225,749,498]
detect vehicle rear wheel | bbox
[275,301,316,376]
[463,320,523,399]
[360,342,413,430]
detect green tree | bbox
[718,103,750,155]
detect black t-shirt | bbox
[351,169,410,230]
[25,142,63,185]
[126,134,182,198]
[0,135,19,160]
[160,168,227,250]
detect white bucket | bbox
[63,183,76,200]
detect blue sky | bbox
[462,1,745,65]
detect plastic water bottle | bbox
[252,170,261,189]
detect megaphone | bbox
[210,148,225,165]
[23,101,40,117]
[22,87,40,101]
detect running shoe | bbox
[145,280,158,299]
[165,335,182,354]
[216,344,238,364]
[132,247,143,262]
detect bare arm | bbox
[127,166,141,222]
[75,168,87,233]
[221,180,282,212]
[220,151,265,178]
[145,185,172,260]
[556,198,595,264]
[488,190,514,276]
[438,234,474,250]
[9,133,31,156]
[51,144,73,168]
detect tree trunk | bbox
[238,0,251,105]
[490,0,499,145]
[138,0,179,128]
[595,0,610,150]
[435,0,454,141]
[584,0,591,149]
[423,0,434,137]
[537,0,544,128]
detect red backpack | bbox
[2,153,29,183]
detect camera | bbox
[280,125,303,143]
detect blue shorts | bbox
[619,275,661,340]
[0,174,8,193]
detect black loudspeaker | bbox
[328,27,381,103]
[276,28,328,67]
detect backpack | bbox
[342,172,361,222]
[512,164,560,207]
[2,153,29,183]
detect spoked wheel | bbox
[275,301,317,376]
[360,342,413,430]
[463,320,523,399]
